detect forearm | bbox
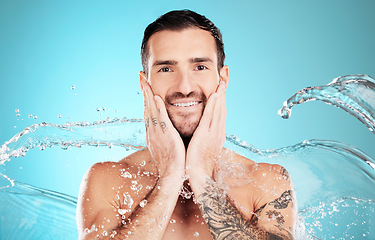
[98,177,181,240]
[195,178,292,240]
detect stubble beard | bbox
[168,111,202,139]
[165,91,207,141]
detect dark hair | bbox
[141,10,225,74]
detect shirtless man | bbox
[77,10,297,239]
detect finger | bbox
[143,82,159,130]
[154,95,174,132]
[141,81,151,131]
[212,81,227,130]
[198,91,218,129]
[201,80,225,129]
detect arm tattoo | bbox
[251,190,294,238]
[268,190,293,209]
[197,179,291,240]
[280,167,290,180]
[266,210,285,226]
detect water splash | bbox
[0,117,145,165]
[0,180,77,239]
[278,74,375,133]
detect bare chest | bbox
[162,212,212,240]
[158,199,210,240]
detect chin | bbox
[167,108,204,139]
[172,118,201,139]
[177,127,197,139]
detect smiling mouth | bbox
[171,101,201,107]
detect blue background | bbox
[1,0,374,198]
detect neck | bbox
[182,136,191,149]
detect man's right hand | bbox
[77,78,187,240]
[141,77,185,180]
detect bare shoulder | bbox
[221,149,295,211]
[228,150,292,186]
[80,149,156,191]
[224,151,296,237]
[77,149,158,237]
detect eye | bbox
[195,65,208,71]
[158,67,172,72]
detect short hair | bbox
[141,10,225,74]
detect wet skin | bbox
[76,28,297,240]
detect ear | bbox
[139,71,147,89]
[219,65,229,89]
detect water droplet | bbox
[33,115,38,119]
[118,208,128,215]
[182,174,190,181]
[123,193,134,208]
[278,105,291,119]
[140,161,146,167]
[139,199,147,207]
[194,232,199,237]
[15,109,20,113]
[121,171,132,179]
[58,115,62,118]
[71,85,76,90]
[170,219,176,224]
[28,114,32,118]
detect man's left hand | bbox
[186,80,227,196]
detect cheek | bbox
[149,83,167,100]
[202,82,219,98]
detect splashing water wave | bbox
[279,74,375,133]
[1,75,374,239]
[0,181,77,239]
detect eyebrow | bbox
[189,57,213,63]
[152,57,213,67]
[152,60,178,67]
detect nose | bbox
[175,71,195,96]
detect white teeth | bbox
[172,102,199,107]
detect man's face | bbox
[140,28,228,138]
